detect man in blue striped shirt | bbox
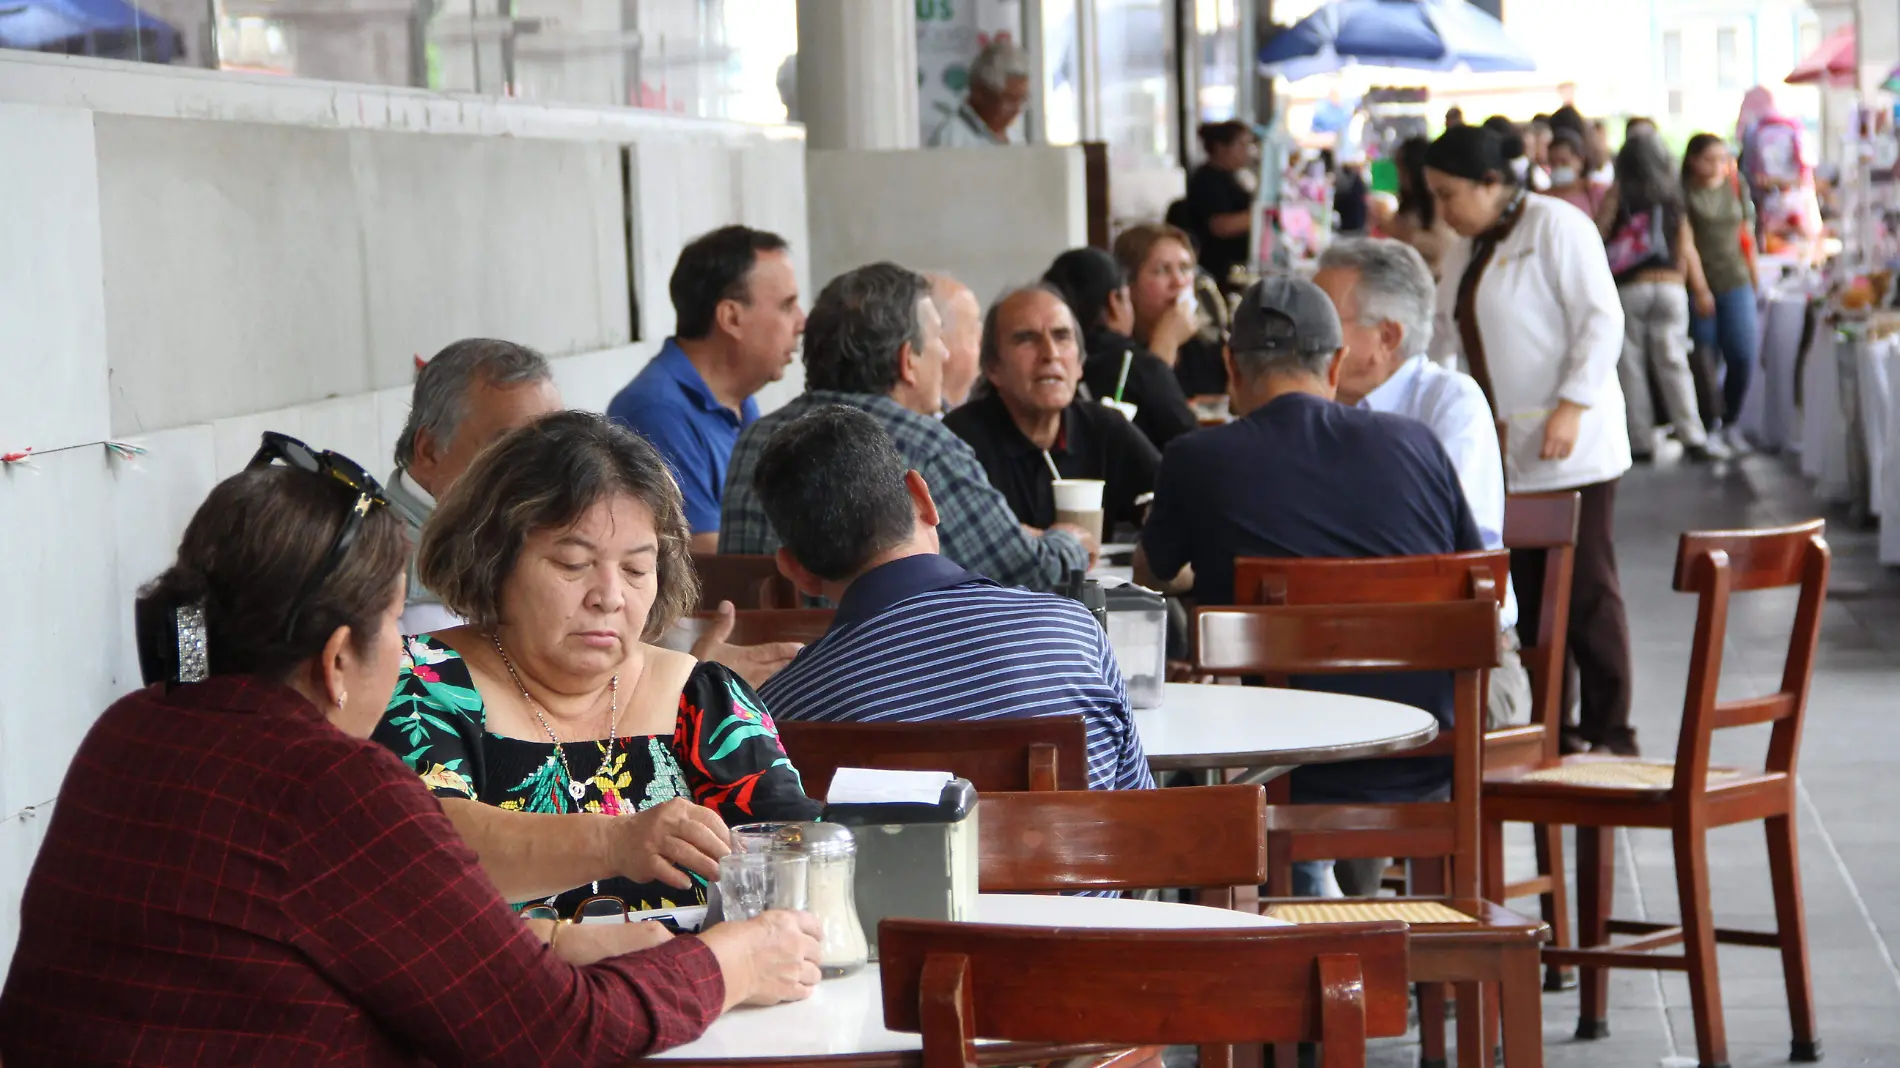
[752,404,1153,793]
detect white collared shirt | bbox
[927,101,1017,147]
[1429,193,1631,494]
[390,469,465,635]
[1362,355,1517,630]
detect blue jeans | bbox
[1690,285,1760,427]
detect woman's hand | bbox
[1693,288,1716,319]
[549,920,676,967]
[602,798,732,889]
[698,910,824,1009]
[1541,401,1586,461]
[691,600,803,689]
[1148,303,1198,366]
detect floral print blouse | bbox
[372,635,819,917]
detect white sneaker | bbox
[1723,425,1755,455]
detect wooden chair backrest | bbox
[880,919,1411,1068]
[977,785,1266,899]
[1671,519,1829,788]
[668,608,835,648]
[691,552,798,610]
[777,716,1090,801]
[1502,492,1581,757]
[1233,551,1509,610]
[1194,600,1498,898]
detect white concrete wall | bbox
[807,145,1088,311]
[0,51,808,977]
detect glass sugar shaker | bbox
[782,822,867,978]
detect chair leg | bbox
[1573,825,1614,1039]
[1482,818,1506,901]
[1418,983,1449,1068]
[1500,944,1545,1068]
[1765,813,1823,1062]
[1452,981,1489,1068]
[1534,822,1576,992]
[1674,820,1728,1068]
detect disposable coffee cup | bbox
[1051,479,1106,545]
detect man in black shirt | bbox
[945,285,1160,538]
[1136,274,1483,893]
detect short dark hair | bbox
[1425,125,1519,187]
[802,262,931,395]
[753,405,916,582]
[136,464,408,684]
[1043,246,1128,341]
[670,225,790,341]
[419,410,697,638]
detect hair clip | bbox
[175,603,209,683]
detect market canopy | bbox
[1785,25,1854,88]
[1259,0,1536,82]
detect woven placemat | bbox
[1517,761,1739,789]
[1267,901,1477,925]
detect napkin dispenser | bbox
[820,774,979,961]
[1103,583,1168,709]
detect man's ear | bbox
[896,341,920,387]
[1222,345,1239,394]
[774,548,827,599]
[1378,319,1406,355]
[1325,347,1345,390]
[713,297,746,342]
[904,470,941,529]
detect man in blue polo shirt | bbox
[1137,274,1482,895]
[609,225,805,550]
[754,404,1152,795]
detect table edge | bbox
[645,1040,1118,1068]
[1145,718,1439,771]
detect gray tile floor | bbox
[1365,449,1900,1067]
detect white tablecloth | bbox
[1739,294,1808,452]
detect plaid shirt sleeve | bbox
[897,415,1089,592]
[285,743,725,1064]
[718,409,787,556]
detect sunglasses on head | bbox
[247,432,389,643]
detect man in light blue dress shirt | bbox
[1317,238,1532,728]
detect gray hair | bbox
[803,263,932,396]
[978,282,1075,372]
[394,338,552,469]
[1317,238,1436,358]
[969,41,1030,92]
[1228,342,1337,383]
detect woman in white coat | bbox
[1424,125,1639,756]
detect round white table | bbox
[1136,682,1439,784]
[646,893,1286,1065]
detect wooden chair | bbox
[1195,600,1546,1068]
[977,785,1267,1068]
[666,607,835,648]
[1497,491,1582,990]
[776,716,1090,801]
[1481,520,1829,1068]
[691,551,797,610]
[880,918,1412,1068]
[977,784,1265,907]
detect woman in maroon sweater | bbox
[0,433,818,1066]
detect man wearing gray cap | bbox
[1135,274,1483,896]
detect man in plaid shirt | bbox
[721,262,1092,591]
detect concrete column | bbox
[795,0,919,150]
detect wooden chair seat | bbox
[1499,756,1745,791]
[1486,763,1791,827]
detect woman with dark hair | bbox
[1383,135,1456,277]
[0,432,820,1064]
[1180,119,1260,287]
[1681,131,1760,448]
[1597,132,1719,462]
[1112,221,1231,397]
[1043,246,1199,450]
[375,410,819,921]
[1543,127,1609,217]
[1423,124,1639,755]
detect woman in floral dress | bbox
[373,412,818,918]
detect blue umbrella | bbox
[0,0,180,61]
[1260,0,1535,81]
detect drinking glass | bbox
[717,851,808,921]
